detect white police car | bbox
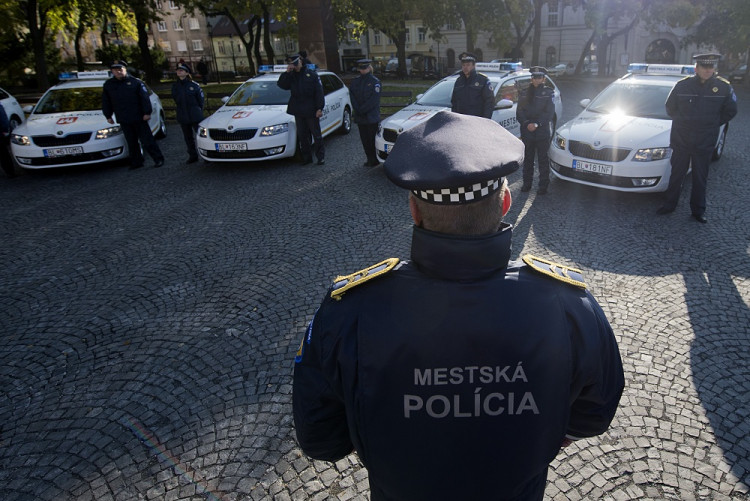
[0,86,26,131]
[375,62,563,162]
[10,71,166,169]
[196,65,351,162]
[549,63,728,193]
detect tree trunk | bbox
[134,10,155,84]
[262,2,274,65]
[531,0,542,66]
[253,16,263,71]
[75,15,85,72]
[25,0,49,89]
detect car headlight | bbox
[259,123,289,136]
[11,134,30,146]
[95,125,122,139]
[633,147,671,161]
[553,133,566,150]
[198,126,208,138]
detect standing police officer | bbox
[451,53,494,118]
[658,53,738,223]
[516,66,555,194]
[102,60,165,170]
[0,104,15,178]
[171,62,204,164]
[349,58,381,167]
[277,52,326,166]
[293,111,624,501]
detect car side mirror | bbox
[415,93,424,101]
[221,96,230,104]
[579,98,591,108]
[495,99,513,110]
[23,105,33,113]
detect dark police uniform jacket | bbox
[102,75,153,124]
[294,224,625,500]
[451,70,495,119]
[171,78,205,125]
[277,68,325,118]
[516,85,555,139]
[665,74,737,153]
[350,72,381,124]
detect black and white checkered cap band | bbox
[412,178,501,204]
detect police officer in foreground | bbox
[349,58,381,167]
[658,53,738,223]
[277,52,326,165]
[451,52,495,118]
[516,66,555,194]
[293,111,625,500]
[171,62,204,164]
[102,60,165,170]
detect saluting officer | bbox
[171,62,205,164]
[277,52,326,166]
[349,58,382,167]
[450,53,495,119]
[293,111,625,501]
[516,66,555,194]
[658,53,738,223]
[102,60,165,170]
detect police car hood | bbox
[17,111,109,135]
[200,105,290,130]
[380,104,448,132]
[558,111,672,148]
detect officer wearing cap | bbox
[451,52,495,118]
[658,53,738,223]
[516,66,555,194]
[349,58,381,167]
[171,63,204,164]
[277,52,326,165]
[102,60,165,169]
[293,111,624,500]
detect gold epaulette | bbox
[522,255,587,289]
[717,76,731,85]
[330,258,400,300]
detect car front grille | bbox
[33,133,93,147]
[209,129,257,141]
[202,147,285,159]
[383,128,399,143]
[568,141,630,162]
[19,150,123,166]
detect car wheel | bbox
[155,112,167,139]
[339,106,352,135]
[712,125,727,161]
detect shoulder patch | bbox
[522,255,586,288]
[330,258,400,300]
[717,76,731,85]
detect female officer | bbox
[171,63,205,163]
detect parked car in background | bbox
[547,63,575,77]
[384,58,412,77]
[729,63,747,84]
[195,65,351,163]
[549,63,728,193]
[0,86,26,131]
[10,71,166,170]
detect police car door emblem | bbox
[593,141,601,147]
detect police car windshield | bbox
[586,80,673,119]
[226,81,291,106]
[415,79,455,107]
[35,87,103,114]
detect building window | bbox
[373,31,381,45]
[405,29,410,44]
[548,0,559,27]
[218,41,226,55]
[418,27,426,43]
[177,40,187,52]
[546,46,557,67]
[157,21,167,32]
[286,39,295,52]
[645,39,676,64]
[444,22,458,31]
[192,39,203,51]
[189,18,200,30]
[168,0,178,8]
[173,20,182,31]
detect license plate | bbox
[216,143,248,152]
[44,146,84,158]
[572,159,613,175]
[384,143,393,153]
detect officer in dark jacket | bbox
[293,111,625,501]
[349,59,381,167]
[277,52,326,165]
[516,66,555,194]
[102,60,164,170]
[171,63,204,163]
[658,53,738,223]
[0,104,15,178]
[451,53,494,118]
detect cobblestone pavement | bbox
[1,79,748,500]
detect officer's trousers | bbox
[179,122,200,160]
[357,122,378,163]
[522,133,551,188]
[122,121,164,167]
[662,148,713,216]
[296,116,324,163]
